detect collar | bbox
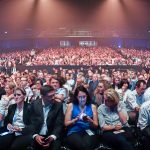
[42,99,52,108]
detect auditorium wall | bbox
[0,37,150,51]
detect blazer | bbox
[88,80,99,99]
[4,102,39,135]
[31,98,64,139]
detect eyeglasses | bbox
[14,93,22,97]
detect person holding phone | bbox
[64,85,99,150]
[32,85,64,150]
[98,89,134,150]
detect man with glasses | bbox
[32,85,64,150]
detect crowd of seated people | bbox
[118,48,150,67]
[0,67,150,150]
[0,47,150,72]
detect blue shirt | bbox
[125,90,146,112]
[39,102,52,135]
[67,104,93,136]
[98,101,128,128]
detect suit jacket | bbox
[4,102,37,135]
[31,99,64,139]
[88,80,99,99]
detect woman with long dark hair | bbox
[64,85,99,150]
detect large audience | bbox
[0,47,150,150]
[0,65,150,150]
[0,47,150,68]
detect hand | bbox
[8,94,14,100]
[7,123,14,132]
[72,117,79,124]
[35,135,45,146]
[55,98,61,102]
[75,116,79,121]
[43,136,54,148]
[84,116,93,123]
[114,124,122,131]
[2,95,7,100]
[13,126,22,132]
[54,94,62,102]
[43,143,50,149]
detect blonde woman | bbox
[98,89,134,150]
[0,82,16,126]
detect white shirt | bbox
[39,105,51,135]
[143,87,150,102]
[138,100,150,130]
[13,107,25,129]
[0,95,15,117]
[117,89,132,102]
[12,107,25,136]
[24,86,33,102]
[33,100,56,140]
[124,90,144,112]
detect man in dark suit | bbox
[32,85,64,150]
[88,74,99,101]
